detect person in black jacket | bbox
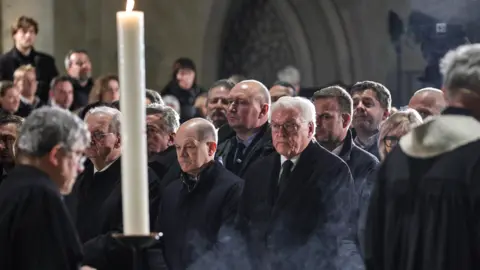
[65,106,160,270]
[0,114,22,185]
[237,96,362,270]
[0,107,90,270]
[215,80,275,177]
[154,118,243,270]
[161,58,205,123]
[0,16,58,103]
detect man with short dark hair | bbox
[269,80,296,103]
[49,75,74,110]
[350,80,391,159]
[64,49,94,110]
[0,16,58,103]
[0,114,22,184]
[206,79,235,129]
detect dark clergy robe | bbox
[364,107,480,270]
[237,141,363,270]
[66,157,161,270]
[155,161,243,270]
[0,165,83,270]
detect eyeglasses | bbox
[383,136,400,148]
[91,131,113,141]
[271,121,304,134]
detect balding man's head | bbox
[174,118,217,176]
[227,80,270,136]
[408,87,446,119]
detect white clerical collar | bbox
[93,158,119,174]
[332,142,344,156]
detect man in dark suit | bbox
[0,107,90,270]
[238,96,362,270]
[216,80,275,177]
[146,103,182,187]
[66,106,160,270]
[0,16,58,102]
[154,118,243,270]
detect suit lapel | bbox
[270,141,317,219]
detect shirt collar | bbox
[332,142,344,155]
[236,131,258,148]
[20,95,40,106]
[280,154,301,168]
[93,158,119,174]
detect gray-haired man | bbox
[0,107,90,270]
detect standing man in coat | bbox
[238,96,362,270]
[365,44,480,270]
[0,107,90,270]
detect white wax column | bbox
[116,10,149,235]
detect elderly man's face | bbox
[227,84,265,132]
[352,89,388,134]
[269,85,293,103]
[174,125,213,175]
[314,97,349,148]
[85,113,118,159]
[207,86,229,128]
[146,114,173,157]
[0,123,18,164]
[271,107,313,158]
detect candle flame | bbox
[126,0,134,11]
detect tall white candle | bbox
[116,0,149,235]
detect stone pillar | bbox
[2,0,55,54]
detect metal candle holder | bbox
[113,232,163,270]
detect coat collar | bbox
[399,111,480,158]
[338,130,354,160]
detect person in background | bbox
[146,89,163,105]
[408,87,446,119]
[206,79,234,129]
[0,16,58,103]
[64,49,93,110]
[277,65,301,94]
[13,64,44,112]
[161,58,205,123]
[0,107,90,270]
[377,109,422,161]
[194,92,207,117]
[163,95,181,117]
[0,114,23,184]
[0,81,21,116]
[88,74,120,105]
[350,81,392,159]
[269,81,296,103]
[228,74,245,84]
[49,75,74,110]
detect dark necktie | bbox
[233,143,246,174]
[276,160,293,200]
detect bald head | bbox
[235,80,271,106]
[177,118,217,144]
[408,88,446,119]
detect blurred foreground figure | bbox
[0,107,90,270]
[365,44,480,270]
[408,87,446,119]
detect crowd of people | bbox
[0,15,477,270]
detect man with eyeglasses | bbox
[66,106,160,270]
[238,96,361,269]
[146,103,182,188]
[0,107,90,270]
[0,114,23,184]
[216,80,274,177]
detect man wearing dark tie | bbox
[237,96,362,270]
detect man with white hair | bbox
[216,79,274,177]
[0,107,90,269]
[365,44,480,270]
[238,96,361,269]
[67,106,160,270]
[408,87,446,119]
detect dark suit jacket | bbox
[66,158,161,270]
[148,146,181,191]
[155,161,243,270]
[216,123,275,177]
[0,47,58,102]
[238,141,362,270]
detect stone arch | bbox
[201,0,358,87]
